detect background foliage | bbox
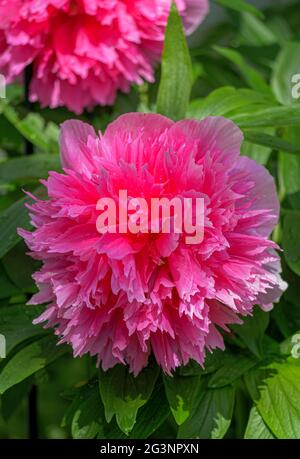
[1,0,300,439]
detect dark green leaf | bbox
[208,353,257,388]
[2,241,39,293]
[0,154,61,184]
[0,264,20,299]
[1,377,32,421]
[163,373,202,425]
[231,307,269,358]
[178,385,235,439]
[282,210,300,276]
[99,363,159,435]
[244,130,300,155]
[63,381,105,439]
[101,383,170,439]
[0,304,45,356]
[214,46,270,94]
[0,335,68,394]
[0,187,44,259]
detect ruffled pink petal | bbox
[170,116,244,166]
[59,120,98,176]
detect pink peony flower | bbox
[0,0,209,113]
[19,114,286,375]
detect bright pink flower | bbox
[0,0,209,113]
[19,114,286,374]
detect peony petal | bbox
[236,156,280,237]
[59,120,98,176]
[103,112,174,144]
[170,116,244,166]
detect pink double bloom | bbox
[19,113,286,374]
[0,0,209,113]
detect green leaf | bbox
[2,241,39,293]
[271,42,300,106]
[208,353,257,388]
[1,377,32,421]
[232,105,300,127]
[163,373,202,425]
[63,382,105,439]
[239,13,277,46]
[243,130,300,155]
[213,0,263,18]
[0,187,44,259]
[178,385,235,439]
[214,46,271,94]
[1,106,59,154]
[157,3,192,120]
[0,335,68,394]
[0,304,45,356]
[179,350,224,376]
[0,154,61,184]
[244,406,275,439]
[231,307,269,358]
[98,363,159,435]
[251,359,300,438]
[280,332,300,357]
[241,139,271,165]
[282,210,300,276]
[101,383,170,439]
[187,87,274,119]
[0,196,31,259]
[279,127,300,210]
[0,263,20,299]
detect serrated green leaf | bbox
[249,359,300,438]
[244,406,275,439]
